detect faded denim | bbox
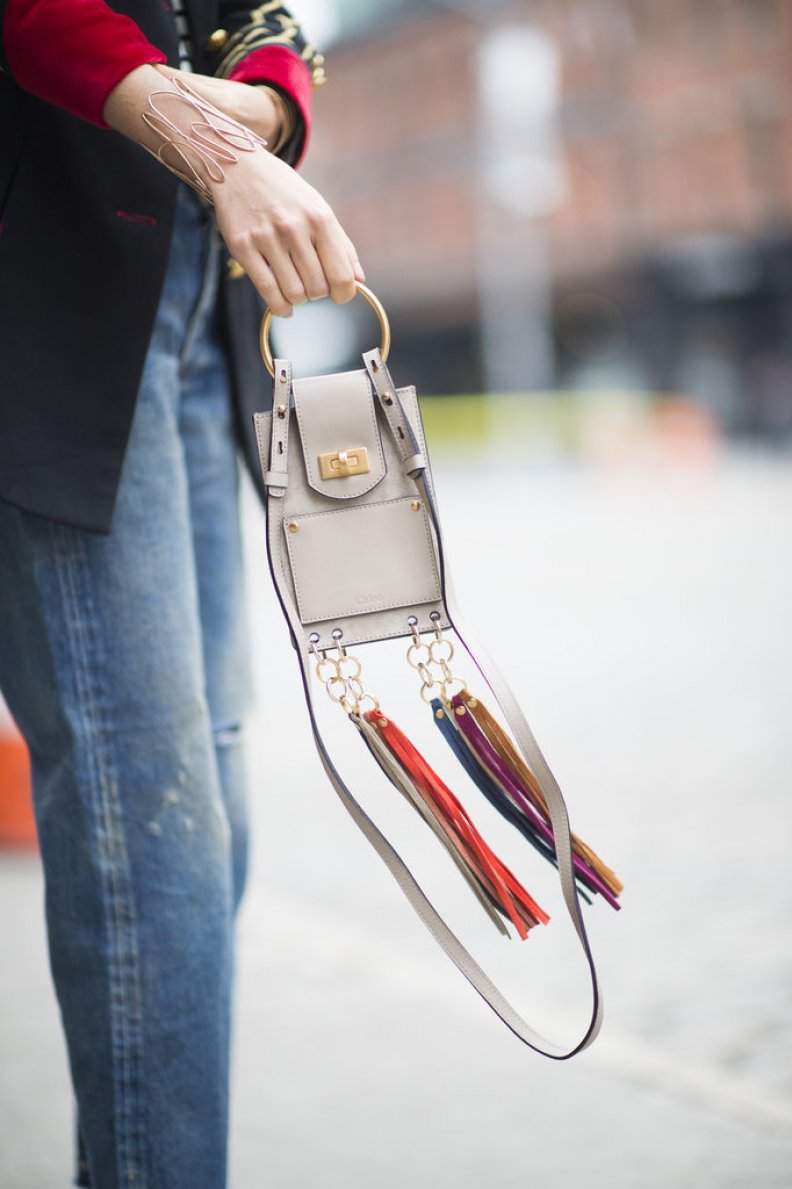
[0,187,250,1187]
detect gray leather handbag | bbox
[254,285,621,1059]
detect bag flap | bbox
[291,369,386,500]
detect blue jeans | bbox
[0,188,249,1187]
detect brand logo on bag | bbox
[355,594,382,606]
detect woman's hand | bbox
[208,148,362,315]
[104,64,364,316]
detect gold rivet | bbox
[276,404,287,418]
[378,718,388,729]
[288,521,300,533]
[435,708,445,719]
[454,705,467,717]
[467,698,478,709]
[205,28,229,52]
[411,500,422,512]
[312,60,327,87]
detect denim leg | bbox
[0,190,247,1188]
[178,219,251,910]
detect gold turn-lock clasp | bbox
[318,447,370,480]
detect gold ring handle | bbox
[259,282,391,378]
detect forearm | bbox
[104,65,288,200]
[152,63,287,151]
[103,64,182,150]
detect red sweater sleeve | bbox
[228,45,312,166]
[3,0,167,126]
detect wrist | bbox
[255,84,297,156]
[139,74,268,199]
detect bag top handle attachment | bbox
[258,282,392,378]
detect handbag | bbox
[254,284,622,1059]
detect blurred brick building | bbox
[303,0,792,433]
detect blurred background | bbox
[284,0,792,442]
[2,1,792,1186]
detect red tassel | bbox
[364,710,549,937]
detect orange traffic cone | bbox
[0,696,37,848]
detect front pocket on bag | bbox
[283,496,441,625]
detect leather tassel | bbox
[355,713,510,937]
[431,698,594,906]
[446,694,622,910]
[459,694,622,898]
[360,709,549,939]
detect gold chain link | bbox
[406,620,471,714]
[311,639,380,716]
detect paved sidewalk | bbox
[2,449,791,1187]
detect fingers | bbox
[223,223,306,316]
[281,238,331,303]
[257,239,313,309]
[311,214,359,304]
[213,154,364,314]
[237,252,294,318]
[239,223,364,316]
[345,234,366,285]
[267,205,362,306]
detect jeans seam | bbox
[179,224,221,382]
[55,526,147,1188]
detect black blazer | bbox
[0,1,292,532]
